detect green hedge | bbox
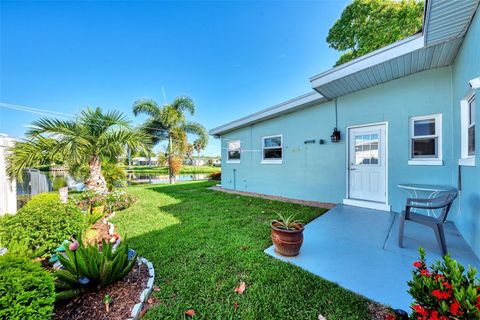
[0,193,86,257]
[0,255,55,320]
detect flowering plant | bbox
[75,189,107,211]
[105,189,136,212]
[408,247,480,319]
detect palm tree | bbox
[193,132,208,165]
[7,108,150,193]
[132,96,207,183]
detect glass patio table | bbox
[397,183,458,217]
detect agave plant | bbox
[55,235,137,290]
[273,212,302,231]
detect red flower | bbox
[429,310,440,320]
[432,289,451,300]
[450,300,461,316]
[442,281,452,290]
[413,304,428,317]
[420,269,431,277]
[384,314,395,320]
[413,260,423,268]
[434,274,444,281]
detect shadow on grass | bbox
[113,181,378,320]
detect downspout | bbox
[233,169,236,190]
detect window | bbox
[409,114,442,165]
[354,133,379,165]
[460,92,476,166]
[262,135,282,164]
[227,140,240,163]
[468,96,476,156]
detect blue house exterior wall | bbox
[219,7,479,256]
[222,67,453,211]
[451,10,480,256]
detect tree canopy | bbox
[8,108,149,191]
[132,96,207,182]
[327,0,424,66]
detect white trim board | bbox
[342,199,391,212]
[209,92,326,136]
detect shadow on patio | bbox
[265,204,480,312]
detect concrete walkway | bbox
[265,205,480,312]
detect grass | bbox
[112,181,379,319]
[127,165,220,174]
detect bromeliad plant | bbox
[408,247,480,319]
[272,212,302,231]
[55,235,137,291]
[271,212,304,257]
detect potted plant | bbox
[271,212,304,257]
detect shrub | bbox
[170,156,183,176]
[0,255,55,320]
[408,247,480,319]
[102,162,128,190]
[105,189,136,212]
[55,236,137,290]
[209,171,221,181]
[0,193,86,257]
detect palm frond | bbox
[171,96,195,116]
[132,99,161,118]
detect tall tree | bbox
[7,108,149,192]
[193,130,208,165]
[132,96,206,183]
[327,0,424,66]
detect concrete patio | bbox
[265,205,480,312]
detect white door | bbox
[348,124,387,203]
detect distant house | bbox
[210,1,480,256]
[131,157,158,166]
[184,158,207,166]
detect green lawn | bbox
[127,165,220,174]
[112,181,379,319]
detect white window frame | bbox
[408,114,443,166]
[459,91,476,166]
[261,134,283,164]
[226,140,241,163]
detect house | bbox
[131,156,159,166]
[210,0,480,257]
[184,158,207,166]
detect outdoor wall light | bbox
[330,128,341,142]
[319,139,325,144]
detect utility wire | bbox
[0,102,229,150]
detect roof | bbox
[311,0,479,98]
[209,91,326,136]
[210,0,479,136]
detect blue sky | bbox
[0,0,349,156]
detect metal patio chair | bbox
[398,192,458,256]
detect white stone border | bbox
[127,256,155,320]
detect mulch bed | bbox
[54,263,149,320]
[89,219,115,245]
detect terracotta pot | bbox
[271,221,304,257]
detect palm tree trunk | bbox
[168,134,173,184]
[85,154,107,193]
[197,149,201,166]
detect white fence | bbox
[0,134,17,215]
